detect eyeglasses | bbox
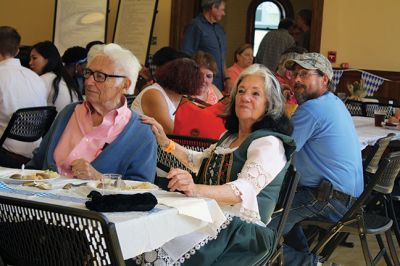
[293,70,320,80]
[83,68,126,83]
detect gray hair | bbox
[228,64,285,119]
[87,43,141,94]
[202,0,225,11]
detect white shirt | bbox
[188,135,287,224]
[0,58,47,157]
[131,83,176,120]
[41,72,79,113]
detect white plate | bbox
[87,180,159,194]
[383,123,400,131]
[0,169,59,184]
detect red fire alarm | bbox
[327,51,337,63]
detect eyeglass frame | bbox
[292,69,323,80]
[83,68,127,83]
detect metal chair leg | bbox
[385,230,400,266]
[359,233,374,266]
[376,234,393,266]
[387,196,400,246]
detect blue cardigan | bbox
[27,103,157,182]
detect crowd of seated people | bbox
[1,20,369,265]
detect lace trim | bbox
[133,215,234,265]
[227,183,263,225]
[229,183,241,196]
[237,161,272,193]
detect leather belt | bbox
[298,186,356,205]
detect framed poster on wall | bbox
[53,0,109,54]
[113,0,158,64]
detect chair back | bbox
[273,165,299,246]
[0,106,57,147]
[0,195,125,266]
[345,99,364,116]
[363,133,395,174]
[364,102,393,118]
[252,165,299,266]
[372,151,400,194]
[156,134,217,174]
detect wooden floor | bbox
[324,233,399,266]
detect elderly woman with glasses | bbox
[140,64,295,265]
[27,44,157,182]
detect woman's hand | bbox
[167,168,198,197]
[140,115,170,147]
[70,159,103,180]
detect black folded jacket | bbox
[85,191,158,212]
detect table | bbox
[0,170,226,262]
[352,116,400,150]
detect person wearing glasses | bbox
[27,43,157,182]
[268,53,362,265]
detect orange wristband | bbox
[164,140,176,153]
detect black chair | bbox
[0,195,125,266]
[363,133,396,175]
[0,106,57,167]
[345,99,365,116]
[0,106,57,148]
[252,165,300,266]
[302,152,400,266]
[156,134,217,173]
[156,134,217,190]
[364,102,394,119]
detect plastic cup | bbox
[374,111,386,127]
[101,173,122,192]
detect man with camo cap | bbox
[268,53,363,265]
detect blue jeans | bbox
[268,188,354,266]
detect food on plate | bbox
[96,179,154,190]
[23,181,52,190]
[9,170,58,180]
[387,116,399,125]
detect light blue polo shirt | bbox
[291,92,363,197]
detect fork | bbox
[62,182,88,190]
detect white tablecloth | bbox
[0,171,226,261]
[352,116,400,149]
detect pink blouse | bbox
[54,99,132,176]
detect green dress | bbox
[182,129,296,266]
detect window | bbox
[253,1,285,56]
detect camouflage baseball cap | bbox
[284,52,333,80]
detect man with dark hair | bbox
[256,18,296,72]
[182,0,226,91]
[0,26,47,167]
[268,53,363,265]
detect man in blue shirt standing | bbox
[268,53,363,265]
[182,0,226,91]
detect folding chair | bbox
[0,195,125,266]
[302,152,400,266]
[252,165,300,266]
